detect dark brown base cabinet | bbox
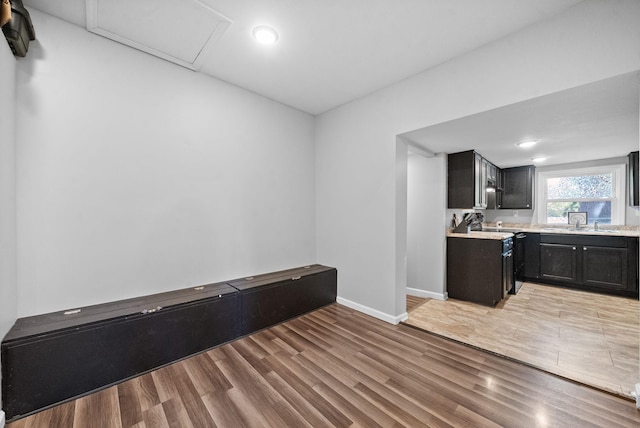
[447,237,513,307]
[1,265,337,422]
[535,234,637,297]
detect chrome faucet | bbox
[594,221,599,231]
[575,219,581,229]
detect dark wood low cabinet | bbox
[1,282,240,421]
[538,234,637,297]
[229,265,337,335]
[2,264,337,422]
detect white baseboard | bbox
[406,287,447,301]
[0,410,5,428]
[634,383,640,409]
[336,296,407,325]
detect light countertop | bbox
[447,223,639,239]
[447,230,514,240]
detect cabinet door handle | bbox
[292,276,301,280]
[572,247,576,250]
[583,247,587,251]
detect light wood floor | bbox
[406,282,639,398]
[8,303,640,427]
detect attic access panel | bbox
[86,0,231,70]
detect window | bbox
[537,164,626,225]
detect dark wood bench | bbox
[1,264,337,421]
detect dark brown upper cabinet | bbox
[499,165,535,210]
[448,150,491,209]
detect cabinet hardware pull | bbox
[63,309,81,315]
[572,247,576,250]
[292,276,301,280]
[141,306,163,315]
[583,247,587,251]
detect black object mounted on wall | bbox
[1,0,35,57]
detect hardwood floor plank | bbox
[161,397,193,428]
[181,352,233,397]
[22,408,51,428]
[136,373,162,412]
[7,303,640,428]
[73,387,121,428]
[352,381,435,428]
[229,338,274,377]
[292,351,401,427]
[200,391,256,428]
[152,366,183,404]
[118,379,143,427]
[46,400,76,428]
[140,404,170,428]
[312,381,388,428]
[263,370,337,427]
[216,345,308,427]
[162,364,216,428]
[263,352,352,427]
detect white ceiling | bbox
[401,71,640,168]
[23,0,584,115]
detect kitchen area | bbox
[402,71,640,400]
[446,149,639,307]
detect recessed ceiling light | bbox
[531,157,547,163]
[252,26,279,45]
[516,140,538,148]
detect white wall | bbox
[316,0,640,321]
[0,32,18,427]
[15,10,317,317]
[407,153,446,299]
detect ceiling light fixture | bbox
[517,140,538,148]
[531,157,547,163]
[252,26,279,45]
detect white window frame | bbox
[536,164,626,225]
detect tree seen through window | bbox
[546,173,613,224]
